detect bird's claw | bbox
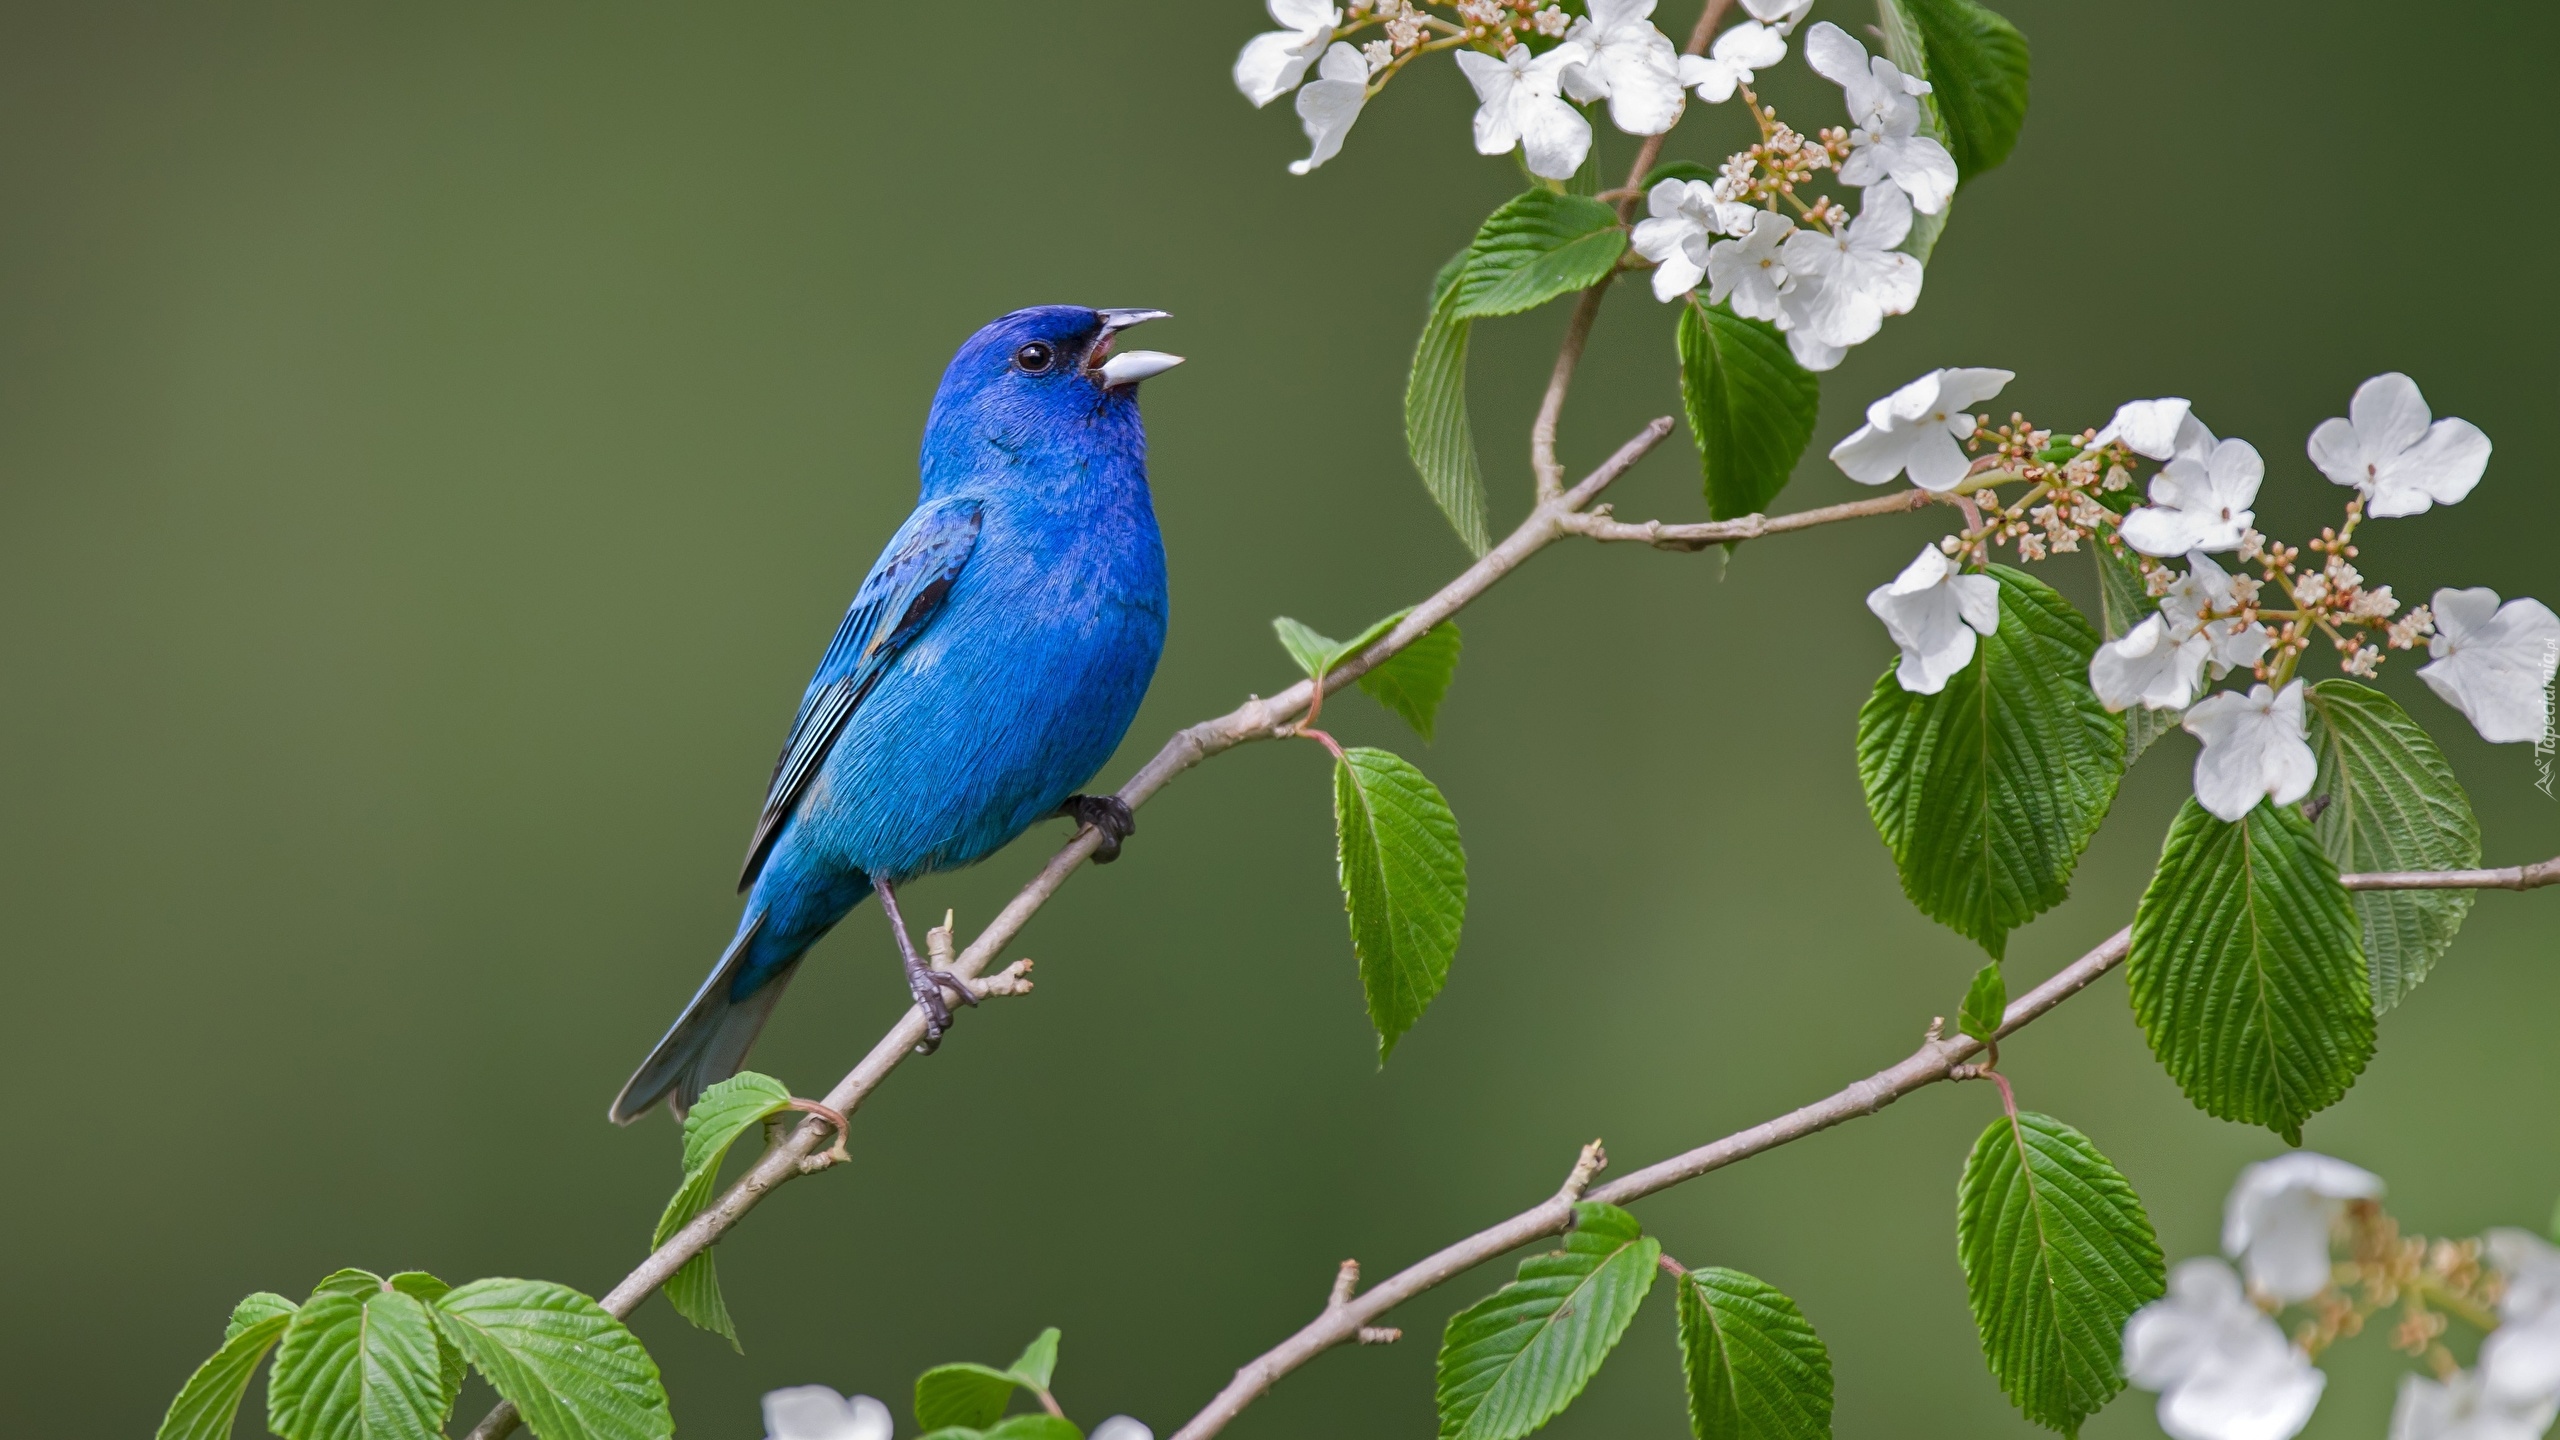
[903,957,979,1054]
[1061,793,1136,864]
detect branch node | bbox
[784,1097,852,1168]
[1554,1139,1608,1205]
[1328,1258,1360,1311]
[1356,1327,1402,1346]
[1925,1015,1945,1042]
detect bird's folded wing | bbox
[738,498,984,890]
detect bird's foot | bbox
[1060,793,1136,864]
[903,955,979,1054]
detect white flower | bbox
[1828,366,2012,490]
[2095,397,2218,465]
[1705,209,1796,321]
[1632,180,1755,300]
[2183,681,2316,823]
[1090,1419,1156,1440]
[1235,0,1340,107]
[2307,372,2492,519]
[2391,1369,2560,1440]
[1802,22,1958,214]
[2222,1152,2383,1303]
[1867,545,2000,694]
[1740,0,1817,32]
[2120,436,2264,557]
[763,1387,892,1440]
[1456,43,1593,180]
[1777,179,1923,368]
[2484,1229,2560,1407]
[1560,0,1686,135]
[2125,1259,2328,1440]
[2093,615,2215,713]
[2419,588,2560,744]
[2161,551,2274,676]
[1674,21,1789,103]
[1288,43,1369,174]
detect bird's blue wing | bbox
[737,498,983,890]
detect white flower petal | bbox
[1287,44,1369,174]
[1089,1419,1156,1440]
[2391,1369,2559,1440]
[2222,1153,2382,1303]
[763,1388,893,1440]
[2126,1259,2327,1440]
[2308,373,2492,518]
[2418,588,2560,744]
[2184,682,2316,823]
[1866,546,1999,693]
[2091,615,2209,712]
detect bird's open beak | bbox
[1089,308,1184,389]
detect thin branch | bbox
[1531,0,1737,503]
[1562,487,1942,549]
[1162,857,2560,1440]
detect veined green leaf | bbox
[225,1292,299,1344]
[160,1303,294,1440]
[1857,567,2124,957]
[1879,0,2032,182]
[431,1278,672,1440]
[1450,191,1626,320]
[1958,963,2007,1043]
[1362,622,1461,742]
[917,1419,1082,1440]
[916,1365,1024,1432]
[1957,1111,2165,1436]
[267,1286,457,1440]
[1406,293,1490,556]
[1437,1203,1660,1440]
[651,1071,794,1348]
[1676,1267,1834,1440]
[2128,799,2372,1141]
[1333,746,1467,1060]
[2304,681,2481,1011]
[915,1328,1063,1431]
[1271,611,1462,740]
[2091,541,2177,764]
[1678,300,1821,521]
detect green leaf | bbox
[430,1278,672,1440]
[651,1070,794,1348]
[1437,1202,1661,1440]
[160,1304,294,1440]
[1273,617,1338,680]
[383,1273,450,1306]
[916,1365,1024,1432]
[2303,681,2481,1012]
[2128,799,2373,1142]
[1005,1327,1061,1391]
[226,1292,299,1344]
[1880,0,2032,181]
[1856,567,2125,958]
[1333,746,1467,1060]
[1449,191,1626,321]
[1957,1111,2165,1436]
[2091,541,2177,764]
[1676,1267,1834,1440]
[1958,963,2007,1043]
[1361,622,1461,742]
[1405,192,1627,557]
[268,1286,458,1440]
[1678,300,1821,521]
[1405,292,1491,557]
[310,1269,387,1297]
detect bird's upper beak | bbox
[1088,308,1184,390]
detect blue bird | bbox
[610,306,1183,1124]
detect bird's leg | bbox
[1058,794,1136,864]
[874,878,977,1054]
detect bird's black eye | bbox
[1013,341,1056,374]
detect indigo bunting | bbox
[610,307,1183,1124]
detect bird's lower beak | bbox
[1089,308,1183,389]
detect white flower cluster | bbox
[763,1387,1154,1440]
[1630,19,1946,370]
[1846,368,2552,825]
[2123,1156,2560,1440]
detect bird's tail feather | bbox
[609,915,800,1125]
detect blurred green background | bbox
[3,2,2554,1436]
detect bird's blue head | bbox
[918,306,1183,500]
